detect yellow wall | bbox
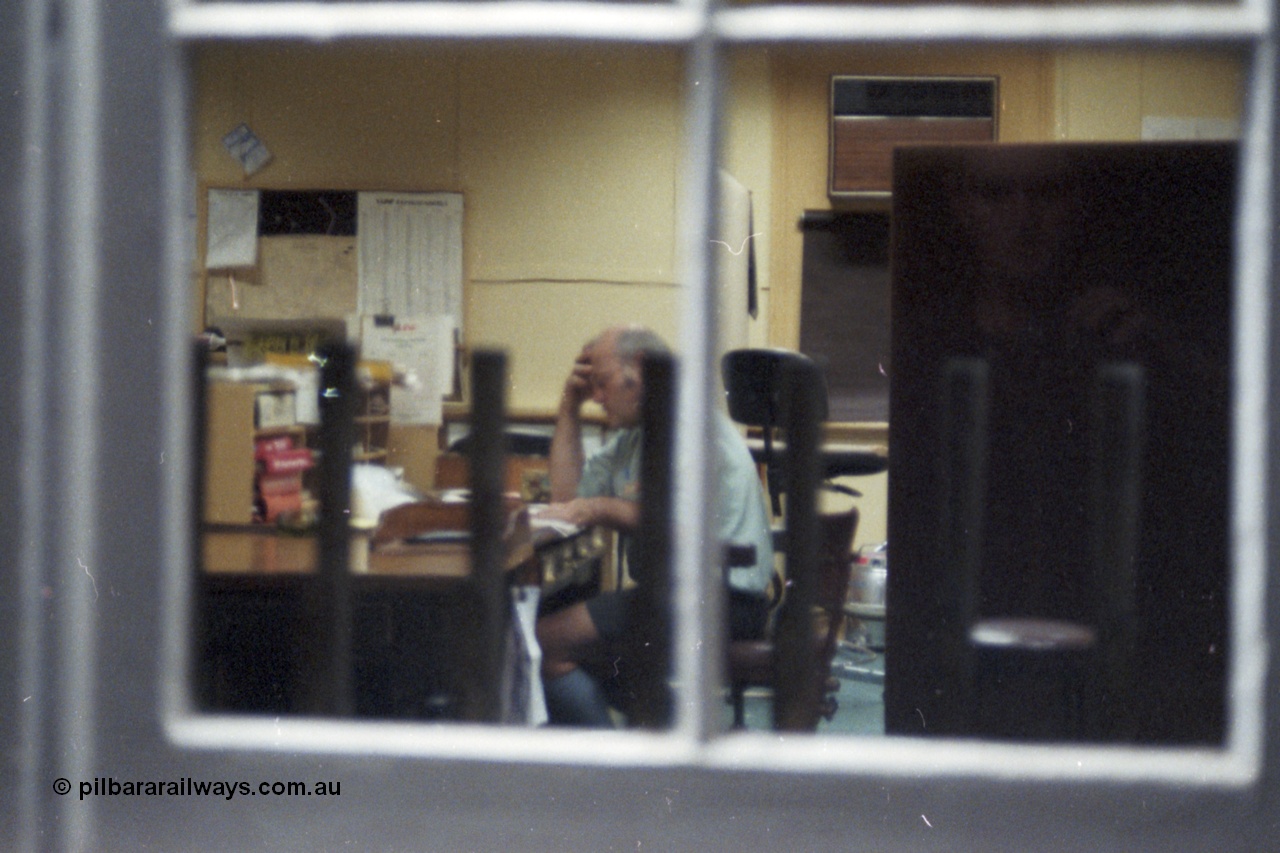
[192,43,1244,539]
[762,44,1243,348]
[193,43,691,487]
[194,42,688,415]
[194,42,1242,400]
[1055,47,1245,140]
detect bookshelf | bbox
[354,369,391,463]
[203,380,312,525]
[203,363,393,525]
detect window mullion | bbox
[154,0,1274,788]
[1228,35,1276,767]
[170,2,701,42]
[713,3,1265,44]
[671,27,725,744]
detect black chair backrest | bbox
[722,348,829,431]
[448,430,552,457]
[723,348,831,515]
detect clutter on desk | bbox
[351,463,422,528]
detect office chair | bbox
[726,507,859,730]
[721,350,861,730]
[721,348,886,517]
[447,429,552,457]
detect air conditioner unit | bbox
[829,75,998,200]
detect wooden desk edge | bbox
[201,508,539,580]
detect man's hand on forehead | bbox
[573,346,595,377]
[562,341,599,409]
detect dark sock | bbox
[543,668,614,727]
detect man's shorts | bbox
[585,586,768,645]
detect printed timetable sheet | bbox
[356,191,463,324]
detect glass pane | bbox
[721,42,1246,742]
[192,41,686,727]
[188,35,1253,749]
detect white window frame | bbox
[163,0,1271,787]
[13,0,1277,847]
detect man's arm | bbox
[538,494,640,532]
[541,339,642,532]
[548,347,592,502]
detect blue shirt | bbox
[577,415,774,596]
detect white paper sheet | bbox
[528,507,583,539]
[358,314,451,426]
[501,586,548,726]
[357,192,463,327]
[1141,115,1240,141]
[714,170,753,410]
[221,124,273,176]
[350,463,422,526]
[206,188,260,269]
[292,366,320,425]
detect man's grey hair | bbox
[604,326,672,366]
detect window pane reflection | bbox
[887,142,1232,743]
[724,43,1243,741]
[193,43,684,726]
[192,38,1246,742]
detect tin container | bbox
[850,543,888,608]
[848,543,888,649]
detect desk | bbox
[203,502,534,579]
[198,511,605,720]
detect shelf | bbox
[255,423,308,437]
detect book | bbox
[259,491,303,523]
[254,434,294,460]
[259,447,314,475]
[257,472,304,497]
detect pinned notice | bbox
[222,123,273,176]
[206,188,260,269]
[358,314,451,426]
[356,191,463,327]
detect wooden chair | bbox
[434,452,549,500]
[726,507,859,730]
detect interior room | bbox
[14,0,1280,846]
[189,40,1244,736]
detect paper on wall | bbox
[1141,116,1240,141]
[714,170,753,412]
[357,192,463,330]
[358,314,451,426]
[206,188,260,269]
[221,124,273,176]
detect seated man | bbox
[535,325,775,726]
